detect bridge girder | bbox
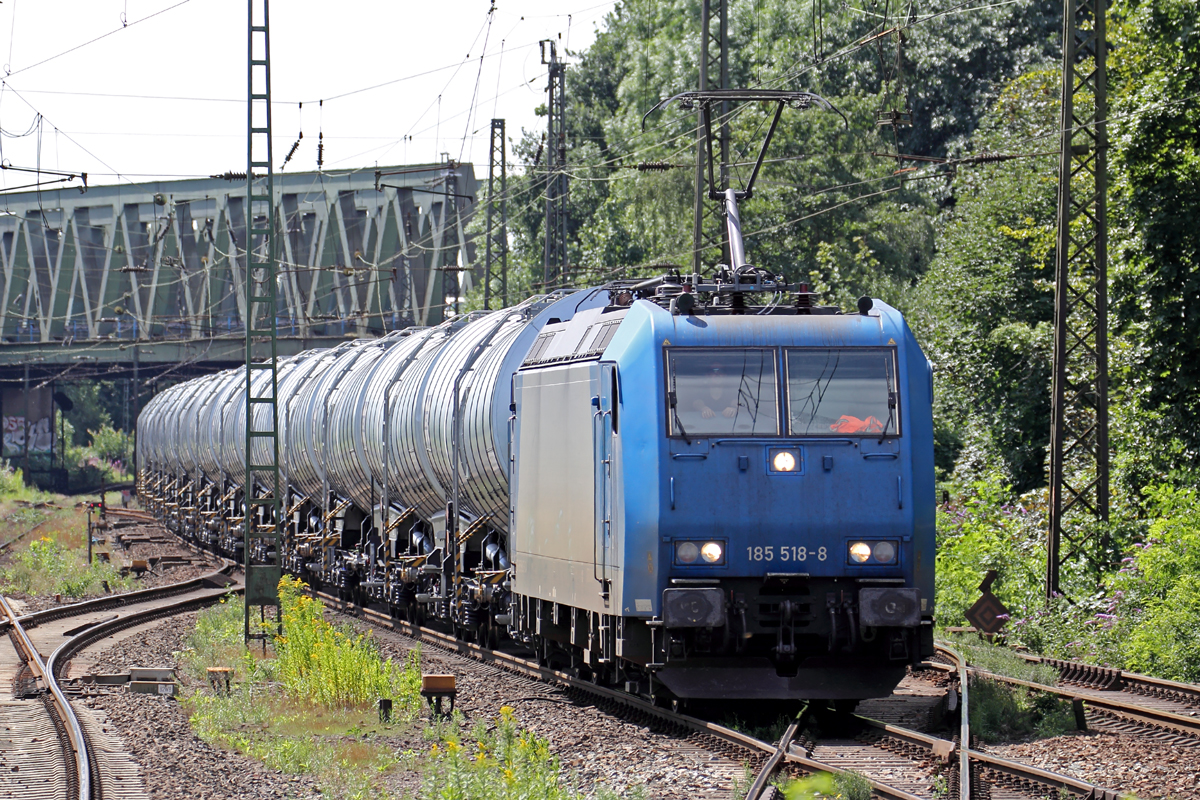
[0,162,477,372]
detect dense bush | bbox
[934,475,1047,627]
[936,479,1200,683]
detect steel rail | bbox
[929,646,1200,740]
[972,667,1200,738]
[47,587,242,684]
[937,643,971,800]
[929,645,1125,798]
[743,716,801,800]
[1017,652,1200,706]
[942,634,1200,705]
[0,561,236,633]
[1,595,90,800]
[392,625,1128,800]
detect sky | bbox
[0,0,617,190]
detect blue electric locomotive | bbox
[507,266,934,700]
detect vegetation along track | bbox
[767,645,1121,800]
[0,531,239,800]
[317,592,1126,799]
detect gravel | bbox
[70,585,1200,800]
[80,607,749,799]
[984,732,1200,800]
[81,692,323,800]
[79,612,323,800]
[339,611,748,799]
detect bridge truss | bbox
[0,162,478,363]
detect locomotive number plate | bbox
[747,546,827,562]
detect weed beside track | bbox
[178,580,647,799]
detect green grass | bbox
[0,534,131,598]
[180,588,652,799]
[180,590,416,800]
[940,633,1062,685]
[939,635,1079,743]
[780,771,872,800]
[967,675,1076,743]
[415,706,643,800]
[722,713,797,744]
[188,685,402,800]
[277,575,422,711]
[0,461,136,600]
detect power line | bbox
[4,0,194,79]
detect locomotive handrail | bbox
[592,402,614,595]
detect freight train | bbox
[137,267,935,702]
[138,91,935,703]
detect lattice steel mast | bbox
[483,119,508,309]
[692,0,731,272]
[1047,0,1109,598]
[244,0,282,639]
[541,41,567,290]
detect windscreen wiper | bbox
[668,387,692,445]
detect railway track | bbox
[0,546,239,800]
[929,646,1200,747]
[56,510,1177,799]
[1,595,87,799]
[319,594,1130,799]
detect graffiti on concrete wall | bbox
[2,415,53,454]
[1,387,54,457]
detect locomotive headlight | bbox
[676,541,700,564]
[872,541,897,563]
[849,542,872,563]
[674,540,725,565]
[772,450,797,472]
[700,541,724,564]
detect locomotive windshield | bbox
[786,348,899,436]
[667,348,779,437]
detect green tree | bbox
[1108,0,1200,483]
[910,68,1060,489]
